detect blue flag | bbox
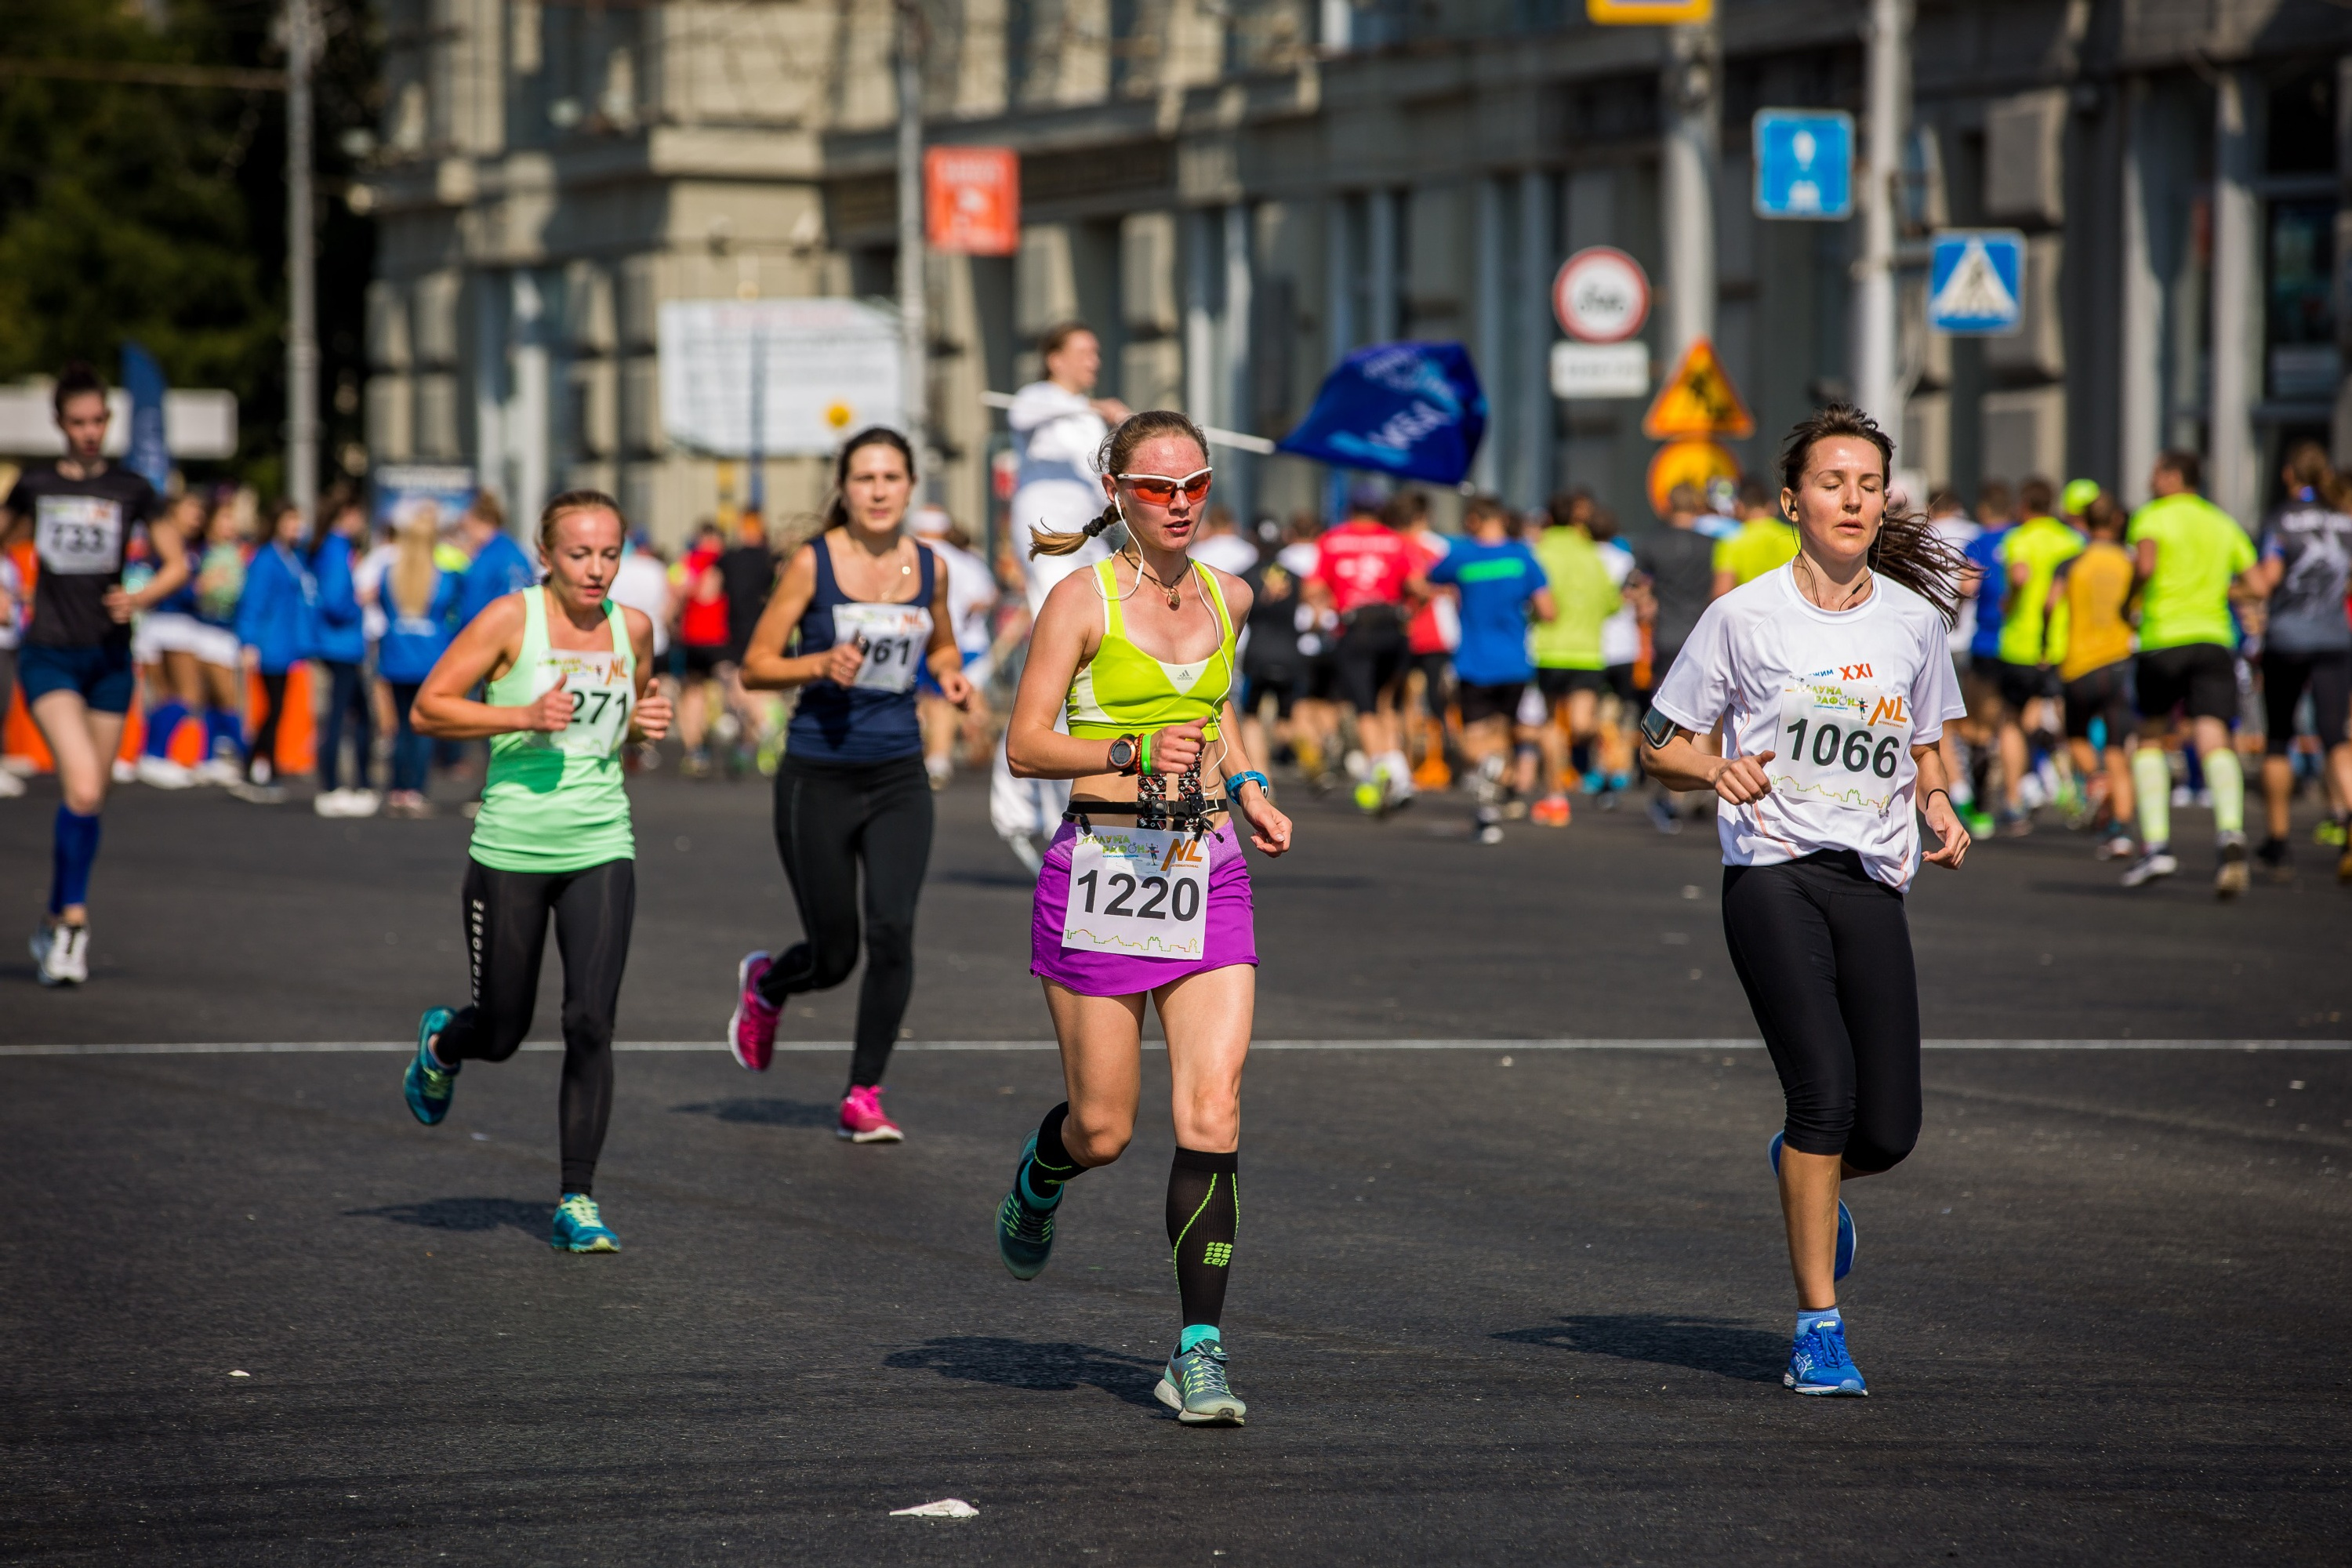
[121,342,170,492]
[1276,341,1486,486]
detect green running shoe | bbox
[1156,1338,1246,1425]
[403,1007,459,1126]
[996,1135,1058,1279]
[550,1192,620,1253]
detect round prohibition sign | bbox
[1552,246,1652,344]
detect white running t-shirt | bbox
[1650,564,1965,890]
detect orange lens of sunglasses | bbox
[1121,470,1213,505]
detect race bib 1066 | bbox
[831,602,931,692]
[1060,827,1210,960]
[34,495,122,575]
[1771,673,1913,816]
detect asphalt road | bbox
[2,768,2347,1563]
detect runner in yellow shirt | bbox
[2047,495,2138,859]
[1710,478,1800,599]
[2121,451,2263,895]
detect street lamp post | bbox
[285,0,318,525]
[1851,0,1909,437]
[895,2,927,476]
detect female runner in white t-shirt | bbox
[1639,404,1971,1398]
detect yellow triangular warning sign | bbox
[1641,338,1755,440]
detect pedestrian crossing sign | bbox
[1927,230,2024,336]
[1588,0,1713,21]
[1641,338,1754,441]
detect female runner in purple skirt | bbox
[993,409,1294,1426]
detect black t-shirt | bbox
[717,544,779,657]
[1242,559,1302,674]
[7,462,159,648]
[1632,526,1716,654]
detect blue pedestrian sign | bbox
[1753,110,1853,220]
[1926,230,2025,336]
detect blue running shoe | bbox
[404,1008,459,1126]
[550,1192,620,1253]
[1156,1337,1247,1425]
[996,1133,1058,1280]
[1768,1131,1855,1283]
[1784,1319,1868,1396]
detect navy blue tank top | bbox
[786,532,935,764]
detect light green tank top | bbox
[470,588,637,873]
[1065,558,1237,741]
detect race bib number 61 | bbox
[1772,677,1912,815]
[1060,828,1210,960]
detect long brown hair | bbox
[823,427,916,533]
[1778,403,1964,626]
[1028,409,1210,558]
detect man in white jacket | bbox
[993,322,1132,869]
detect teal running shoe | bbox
[996,1134,1058,1280]
[1155,1338,1246,1425]
[1784,1319,1868,1396]
[403,1008,459,1126]
[550,1192,621,1253]
[1768,1131,1854,1283]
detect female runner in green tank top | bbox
[401,492,673,1254]
[995,410,1294,1425]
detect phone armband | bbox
[1639,705,1682,751]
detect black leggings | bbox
[757,753,935,1088]
[1719,849,1922,1174]
[249,670,289,782]
[436,857,637,1195]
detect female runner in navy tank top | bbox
[728,427,973,1142]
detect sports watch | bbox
[1106,735,1141,775]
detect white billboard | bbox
[658,298,903,458]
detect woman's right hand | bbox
[1149,721,1207,775]
[1710,750,1775,805]
[823,638,866,686]
[521,687,576,732]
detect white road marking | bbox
[2,1038,2344,1057]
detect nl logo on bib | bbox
[1061,828,1210,960]
[1773,664,1912,815]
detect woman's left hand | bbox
[633,690,674,743]
[1238,785,1292,858]
[936,667,974,710]
[1922,790,1970,869]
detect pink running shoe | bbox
[837,1084,903,1143]
[729,952,779,1071]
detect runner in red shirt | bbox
[1308,492,1427,814]
[1399,491,1457,789]
[673,522,731,775]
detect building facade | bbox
[364,0,2351,543]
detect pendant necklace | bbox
[1127,548,1184,610]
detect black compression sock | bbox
[1018,1102,1082,1208]
[1167,1147,1240,1336]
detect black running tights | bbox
[1719,849,1922,1174]
[757,753,935,1088]
[436,857,636,1195]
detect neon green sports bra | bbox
[1065,558,1238,741]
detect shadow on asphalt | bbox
[343,1196,548,1236]
[670,1097,840,1128]
[885,1335,1165,1408]
[1494,1315,1784,1383]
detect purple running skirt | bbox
[1030,818,1258,996]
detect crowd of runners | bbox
[8,332,2350,1412]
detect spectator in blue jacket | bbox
[232,500,318,803]
[456,492,536,626]
[376,506,463,818]
[308,489,378,816]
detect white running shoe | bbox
[111,757,136,784]
[197,757,243,786]
[346,788,383,817]
[0,769,24,798]
[313,788,347,817]
[2120,848,2179,888]
[136,755,196,789]
[32,922,89,985]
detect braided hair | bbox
[1028,408,1210,557]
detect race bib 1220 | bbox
[1059,827,1210,960]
